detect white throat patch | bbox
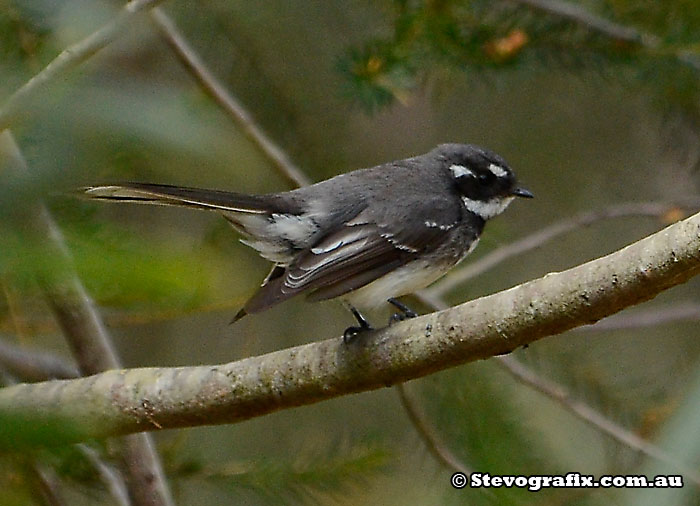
[461,196,515,219]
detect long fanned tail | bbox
[79,182,312,320]
[79,182,275,214]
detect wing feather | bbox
[242,196,461,314]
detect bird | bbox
[79,143,533,340]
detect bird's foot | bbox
[388,298,418,324]
[343,306,373,343]
[343,324,373,342]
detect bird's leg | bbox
[388,298,418,324]
[343,306,373,343]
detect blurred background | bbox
[1,0,700,504]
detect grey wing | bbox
[241,196,462,314]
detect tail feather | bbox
[79,182,275,214]
[79,182,316,318]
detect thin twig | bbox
[409,291,700,487]
[0,337,79,381]
[28,464,69,506]
[0,0,167,132]
[426,199,700,298]
[78,445,132,506]
[509,0,651,44]
[575,302,700,332]
[148,8,311,188]
[396,383,473,475]
[0,132,172,506]
[494,355,700,486]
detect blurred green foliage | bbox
[339,0,700,126]
[423,364,557,505]
[183,443,391,505]
[1,0,700,505]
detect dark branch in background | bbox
[0,132,172,506]
[0,0,167,132]
[27,464,68,506]
[417,222,700,487]
[78,444,131,506]
[496,356,700,485]
[0,337,79,381]
[149,8,312,188]
[416,288,700,485]
[396,383,473,475]
[425,200,700,299]
[37,208,123,374]
[575,302,700,332]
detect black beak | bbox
[511,187,534,199]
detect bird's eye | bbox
[477,171,495,185]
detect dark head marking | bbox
[433,143,533,218]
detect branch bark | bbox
[0,208,699,444]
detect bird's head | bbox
[435,143,533,220]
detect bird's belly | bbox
[342,235,480,309]
[342,259,454,309]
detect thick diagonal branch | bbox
[0,209,699,444]
[0,132,172,506]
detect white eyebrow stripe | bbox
[488,163,508,178]
[449,164,473,178]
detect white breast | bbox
[342,260,453,309]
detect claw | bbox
[343,325,371,343]
[343,306,373,343]
[387,298,418,325]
